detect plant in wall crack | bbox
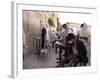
[48,17,55,27]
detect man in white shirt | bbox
[79,23,90,40]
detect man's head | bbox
[80,23,88,28]
[62,24,67,29]
[80,23,84,28]
[66,33,76,47]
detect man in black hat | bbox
[63,33,88,66]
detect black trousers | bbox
[41,36,45,48]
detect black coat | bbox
[41,28,46,48]
[41,28,46,37]
[76,40,88,63]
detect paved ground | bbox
[23,45,90,69]
[23,48,59,69]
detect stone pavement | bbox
[23,47,90,69]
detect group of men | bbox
[54,23,90,67]
[41,23,90,67]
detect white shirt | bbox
[51,31,58,41]
[45,27,50,41]
[80,26,90,38]
[72,27,80,36]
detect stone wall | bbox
[23,10,58,58]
